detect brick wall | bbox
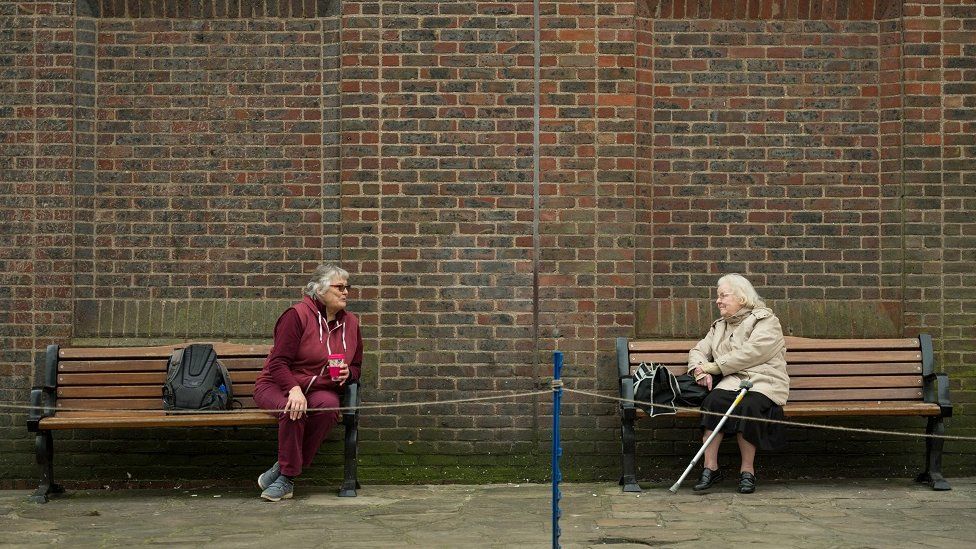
[1,0,975,487]
[940,1,976,434]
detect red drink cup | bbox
[328,354,344,381]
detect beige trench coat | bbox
[687,307,790,405]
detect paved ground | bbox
[1,477,974,547]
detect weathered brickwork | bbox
[0,2,37,411]
[940,1,976,408]
[95,0,337,18]
[1,0,975,486]
[91,17,336,302]
[640,0,902,20]
[643,18,883,299]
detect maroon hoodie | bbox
[256,295,363,394]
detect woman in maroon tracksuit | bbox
[253,264,363,501]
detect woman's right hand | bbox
[693,367,714,390]
[285,386,307,420]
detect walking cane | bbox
[668,379,753,493]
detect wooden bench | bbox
[27,342,361,503]
[616,334,952,492]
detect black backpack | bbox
[162,344,233,411]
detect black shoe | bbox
[738,471,756,494]
[692,468,724,491]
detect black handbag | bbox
[633,362,720,417]
[675,372,713,407]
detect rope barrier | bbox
[563,388,976,442]
[7,390,551,415]
[8,387,976,442]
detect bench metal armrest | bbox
[27,386,56,432]
[615,337,631,379]
[342,381,360,418]
[923,372,952,418]
[616,337,637,418]
[28,344,60,432]
[919,334,951,417]
[618,376,636,419]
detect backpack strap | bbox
[168,348,184,374]
[216,357,233,407]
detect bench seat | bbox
[27,343,360,503]
[616,334,952,492]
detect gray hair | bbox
[717,273,766,309]
[303,263,350,298]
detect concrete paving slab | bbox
[0,478,974,547]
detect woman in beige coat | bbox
[687,274,789,494]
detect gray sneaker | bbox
[261,475,294,502]
[257,461,281,490]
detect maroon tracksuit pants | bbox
[254,381,341,477]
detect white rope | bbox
[11,390,551,415]
[564,387,974,442]
[13,386,975,442]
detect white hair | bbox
[717,273,765,309]
[303,263,350,298]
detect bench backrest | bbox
[621,336,931,404]
[52,343,270,416]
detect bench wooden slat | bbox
[788,388,922,401]
[58,371,260,386]
[38,411,277,430]
[785,338,919,350]
[786,362,922,375]
[59,344,271,360]
[628,338,920,352]
[57,360,169,373]
[57,358,265,373]
[219,358,266,369]
[789,376,922,389]
[782,401,940,416]
[635,400,941,419]
[629,352,696,364]
[58,373,164,385]
[631,350,922,365]
[782,350,923,363]
[58,383,257,399]
[653,363,923,379]
[56,397,257,410]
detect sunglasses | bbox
[330,284,353,292]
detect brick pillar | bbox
[30,1,77,382]
[941,1,976,370]
[879,11,904,325]
[0,3,39,399]
[338,0,382,395]
[538,0,598,390]
[901,1,943,338]
[594,0,636,388]
[634,2,654,318]
[355,0,537,459]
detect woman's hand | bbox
[693,367,714,390]
[337,363,350,385]
[285,386,307,420]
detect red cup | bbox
[328,353,344,382]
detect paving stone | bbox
[1,478,975,546]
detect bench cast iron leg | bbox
[619,417,641,492]
[338,414,359,497]
[916,416,951,491]
[30,432,64,503]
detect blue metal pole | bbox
[552,351,563,549]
